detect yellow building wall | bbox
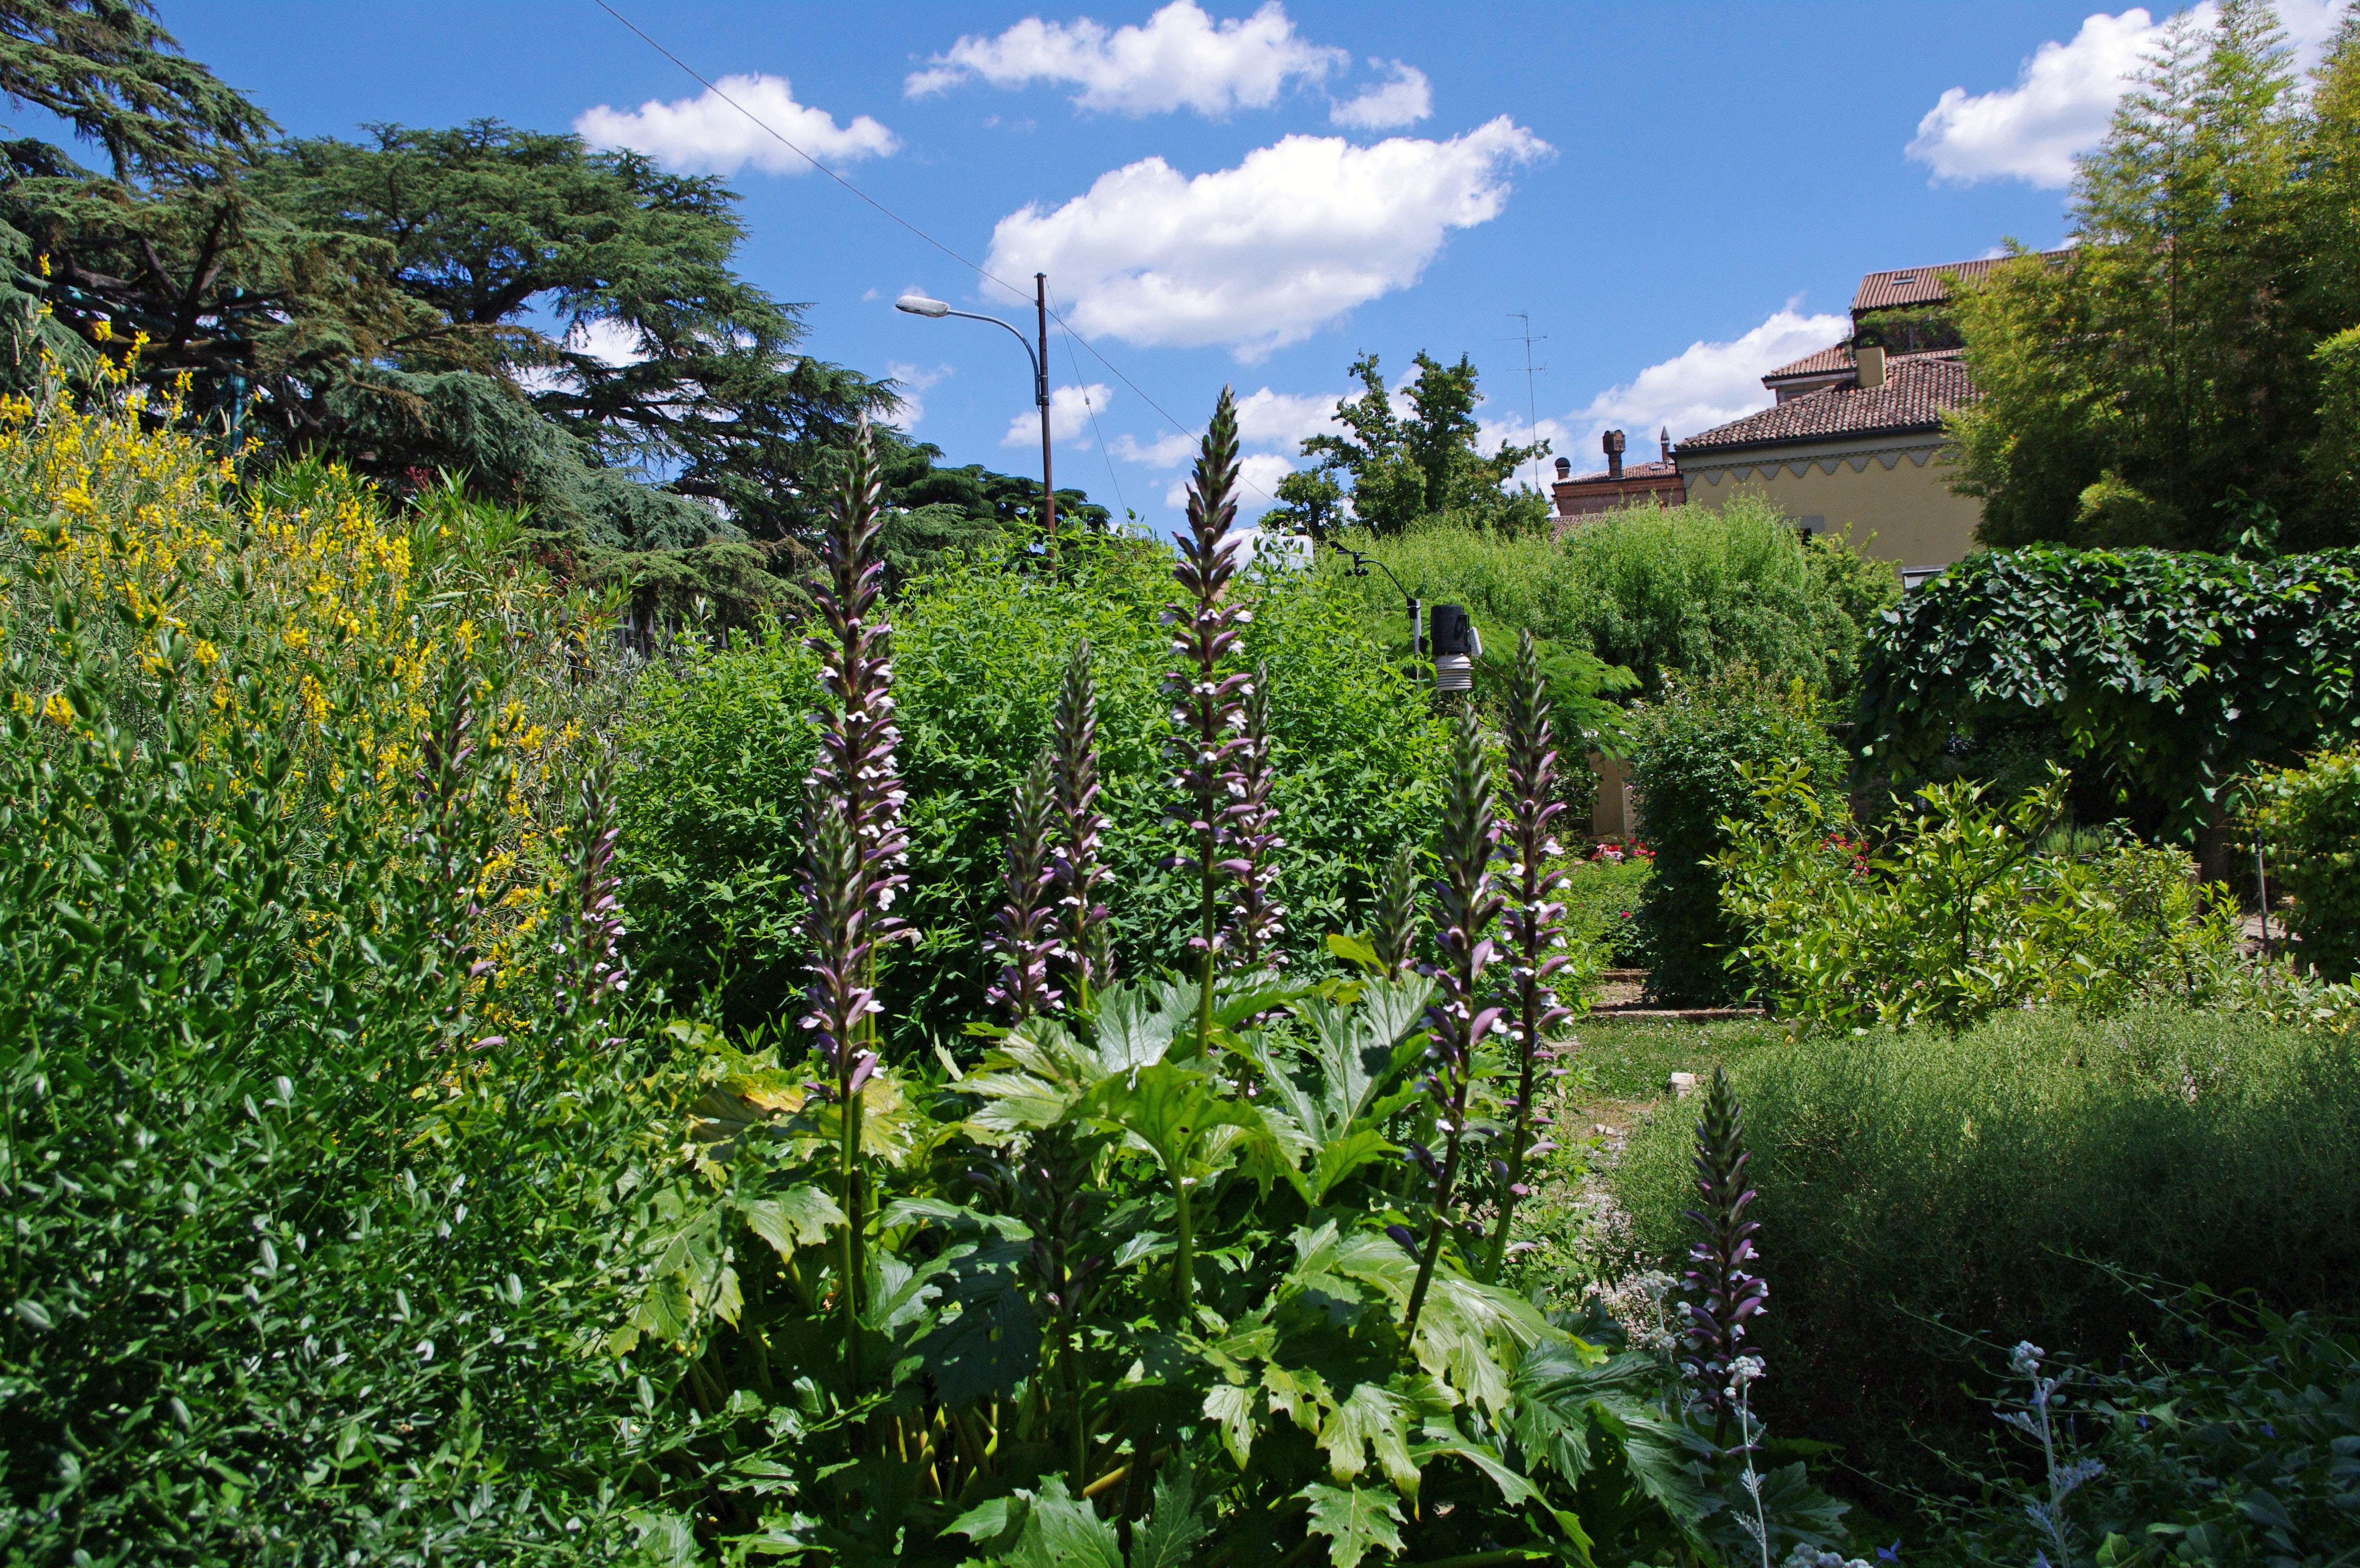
[1684,448,1983,572]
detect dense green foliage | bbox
[0,384,720,1561]
[1624,675,1847,1005]
[1337,495,1896,705]
[1612,1007,2360,1479]
[620,536,1451,1039]
[1946,3,2360,551]
[1562,850,1652,968]
[1272,350,1548,538]
[1722,763,2241,1030]
[1858,546,2360,837]
[2250,744,2360,980]
[1930,1302,2360,1567]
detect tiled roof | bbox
[1677,358,1979,453]
[1560,459,1680,484]
[1760,344,1962,384]
[1852,249,2072,314]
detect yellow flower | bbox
[42,691,75,726]
[90,318,111,342]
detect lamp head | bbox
[895,294,951,318]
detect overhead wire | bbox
[1049,281,1128,520]
[588,0,1273,503]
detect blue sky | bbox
[70,2,2354,525]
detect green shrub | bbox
[1611,1007,2360,1477]
[2250,744,2360,981]
[1930,1301,2360,1567]
[1561,848,1652,966]
[1625,675,1846,1005]
[1332,493,1897,702]
[1858,546,2360,838]
[0,386,711,1559]
[621,535,1451,1039]
[1721,763,2242,1030]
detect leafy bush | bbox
[1333,493,1897,702]
[1721,763,2242,1030]
[609,401,1863,1565]
[2249,744,2360,981]
[621,533,1452,1038]
[0,379,717,1559]
[1625,675,1847,1005]
[1858,547,2360,838]
[1611,1007,2360,1478]
[1930,1302,2360,1567]
[1562,847,1652,967]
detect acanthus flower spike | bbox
[798,414,911,1391]
[1049,640,1113,999]
[987,749,1064,1020]
[1402,707,1506,1343]
[1484,629,1575,1279]
[1679,1064,1769,1446]
[1220,660,1286,967]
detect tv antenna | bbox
[1502,313,1548,494]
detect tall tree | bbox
[1277,350,1545,538]
[0,1,269,179]
[1948,1,2358,552]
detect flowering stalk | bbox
[988,749,1063,1021]
[552,755,627,1046]
[1400,708,1505,1343]
[1050,640,1113,1002]
[1727,1354,1772,1568]
[1484,630,1573,1280]
[1680,1065,1768,1444]
[1163,385,1249,1055]
[2003,1341,2105,1568]
[800,416,911,1387]
[1220,660,1285,967]
[1161,387,1247,1310]
[1371,842,1419,978]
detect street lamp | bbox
[896,273,1056,536]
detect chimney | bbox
[1553,456,1570,480]
[1603,427,1626,480]
[1658,425,1671,465]
[1855,344,1887,389]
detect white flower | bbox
[2009,1340,2044,1379]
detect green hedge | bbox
[1858,547,2360,837]
[620,535,1451,1039]
[2251,744,2360,981]
[1333,494,1897,703]
[1624,676,1846,1005]
[1611,1007,2360,1473]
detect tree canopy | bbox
[0,12,1087,570]
[1947,1,2360,553]
[1273,350,1546,538]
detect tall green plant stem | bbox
[1163,388,1245,1309]
[1484,630,1571,1280]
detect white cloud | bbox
[907,0,1344,116]
[1110,430,1196,466]
[1572,306,1850,449]
[988,117,1551,360]
[884,360,951,426]
[575,74,897,175]
[1005,382,1114,448]
[1331,60,1431,130]
[1234,386,1341,449]
[1907,2,2344,187]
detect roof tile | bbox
[1677,358,1979,452]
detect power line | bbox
[1501,313,1548,494]
[1049,281,1127,519]
[588,0,1269,502]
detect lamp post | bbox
[896,275,1056,538]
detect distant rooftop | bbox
[1677,357,1979,453]
[1760,343,1958,385]
[1851,249,2073,317]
